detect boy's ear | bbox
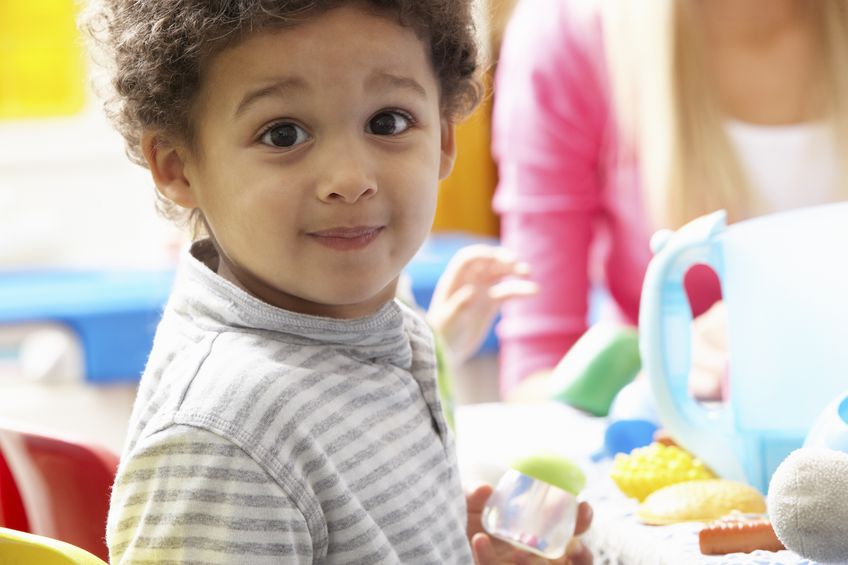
[438,119,457,181]
[141,130,197,209]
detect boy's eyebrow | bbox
[233,72,427,118]
[366,71,428,99]
[234,77,308,117]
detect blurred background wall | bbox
[0,0,181,270]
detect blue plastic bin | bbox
[0,269,174,383]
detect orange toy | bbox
[699,513,784,555]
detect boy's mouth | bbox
[307,226,384,251]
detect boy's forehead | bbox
[202,6,439,109]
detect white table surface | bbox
[0,378,823,564]
[455,402,818,565]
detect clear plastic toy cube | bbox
[481,469,579,560]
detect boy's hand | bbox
[427,245,537,364]
[466,484,593,565]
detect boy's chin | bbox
[306,280,400,318]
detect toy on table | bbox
[549,322,641,417]
[607,375,660,425]
[592,366,661,461]
[610,442,715,501]
[652,428,677,447]
[482,453,585,560]
[698,513,784,556]
[803,390,848,453]
[767,391,848,564]
[592,418,658,462]
[640,204,848,493]
[637,479,765,526]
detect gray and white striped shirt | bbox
[106,241,471,564]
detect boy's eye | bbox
[367,111,412,136]
[260,123,310,148]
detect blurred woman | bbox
[493,0,848,397]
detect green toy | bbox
[511,452,586,496]
[549,322,641,417]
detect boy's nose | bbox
[316,150,377,204]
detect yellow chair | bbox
[0,527,107,565]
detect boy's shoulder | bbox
[131,294,438,454]
[165,299,434,430]
[130,326,316,444]
[174,327,340,417]
[132,327,362,480]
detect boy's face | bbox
[155,5,455,318]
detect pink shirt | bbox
[492,0,719,394]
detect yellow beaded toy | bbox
[610,442,715,501]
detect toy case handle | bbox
[639,210,746,482]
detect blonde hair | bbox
[601,0,848,229]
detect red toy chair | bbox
[0,422,119,561]
[0,449,29,532]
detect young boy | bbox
[84,1,591,563]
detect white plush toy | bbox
[768,391,848,564]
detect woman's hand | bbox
[689,301,729,401]
[427,245,537,364]
[466,484,593,565]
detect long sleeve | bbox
[493,0,610,394]
[107,425,313,565]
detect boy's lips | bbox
[307,226,384,251]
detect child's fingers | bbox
[466,483,494,512]
[471,533,498,564]
[573,501,593,536]
[434,276,534,324]
[447,258,532,295]
[488,279,539,302]
[472,532,543,565]
[462,249,529,278]
[477,260,532,287]
[431,279,534,338]
[565,536,592,565]
[452,244,518,266]
[440,246,530,289]
[440,246,506,282]
[430,283,478,323]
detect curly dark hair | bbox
[82,0,482,229]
